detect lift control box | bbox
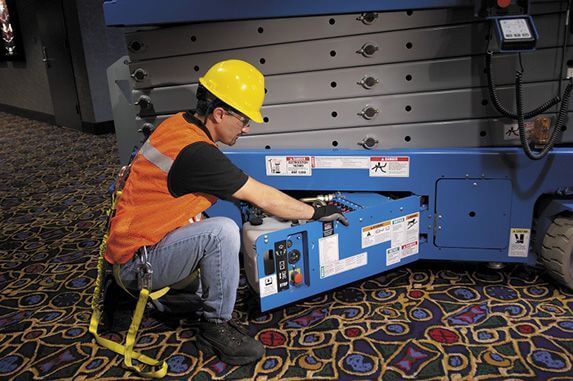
[493,16,538,51]
[242,192,423,311]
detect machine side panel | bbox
[103,0,474,26]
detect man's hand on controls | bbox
[311,204,350,226]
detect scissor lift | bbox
[104,0,573,311]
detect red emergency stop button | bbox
[292,271,303,285]
[497,0,511,8]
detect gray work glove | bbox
[311,204,350,226]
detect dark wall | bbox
[0,0,53,116]
[0,0,127,125]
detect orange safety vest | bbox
[105,113,218,265]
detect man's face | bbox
[219,109,251,146]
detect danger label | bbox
[369,156,410,177]
[508,228,530,257]
[266,156,312,176]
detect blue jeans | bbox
[119,217,241,323]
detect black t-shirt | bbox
[167,112,248,200]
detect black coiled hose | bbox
[486,51,561,119]
[515,70,573,160]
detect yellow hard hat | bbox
[199,60,265,123]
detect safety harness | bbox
[89,162,172,378]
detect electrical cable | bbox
[486,51,561,119]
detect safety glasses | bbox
[225,110,250,127]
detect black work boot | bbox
[197,320,265,365]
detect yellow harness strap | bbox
[90,236,170,378]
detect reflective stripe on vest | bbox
[140,139,173,173]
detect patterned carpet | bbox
[1,111,573,380]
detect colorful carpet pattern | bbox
[1,112,573,380]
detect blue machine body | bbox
[206,147,573,310]
[103,0,472,26]
[103,1,573,310]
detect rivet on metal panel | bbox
[473,182,478,187]
[357,106,379,120]
[356,43,379,58]
[131,68,148,82]
[357,12,379,25]
[358,135,379,150]
[465,174,469,178]
[438,226,442,230]
[357,75,379,89]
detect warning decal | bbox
[369,156,410,177]
[361,212,419,259]
[508,228,530,257]
[503,122,533,141]
[266,156,312,176]
[362,220,391,248]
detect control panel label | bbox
[274,240,290,292]
[499,18,532,40]
[259,274,278,298]
[266,156,312,176]
[508,228,530,257]
[369,156,410,177]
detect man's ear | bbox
[212,107,225,123]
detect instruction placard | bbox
[320,252,367,279]
[313,156,370,169]
[508,228,530,257]
[266,156,312,176]
[319,234,367,278]
[369,156,410,177]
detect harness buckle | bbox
[137,246,153,290]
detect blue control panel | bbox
[242,192,423,311]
